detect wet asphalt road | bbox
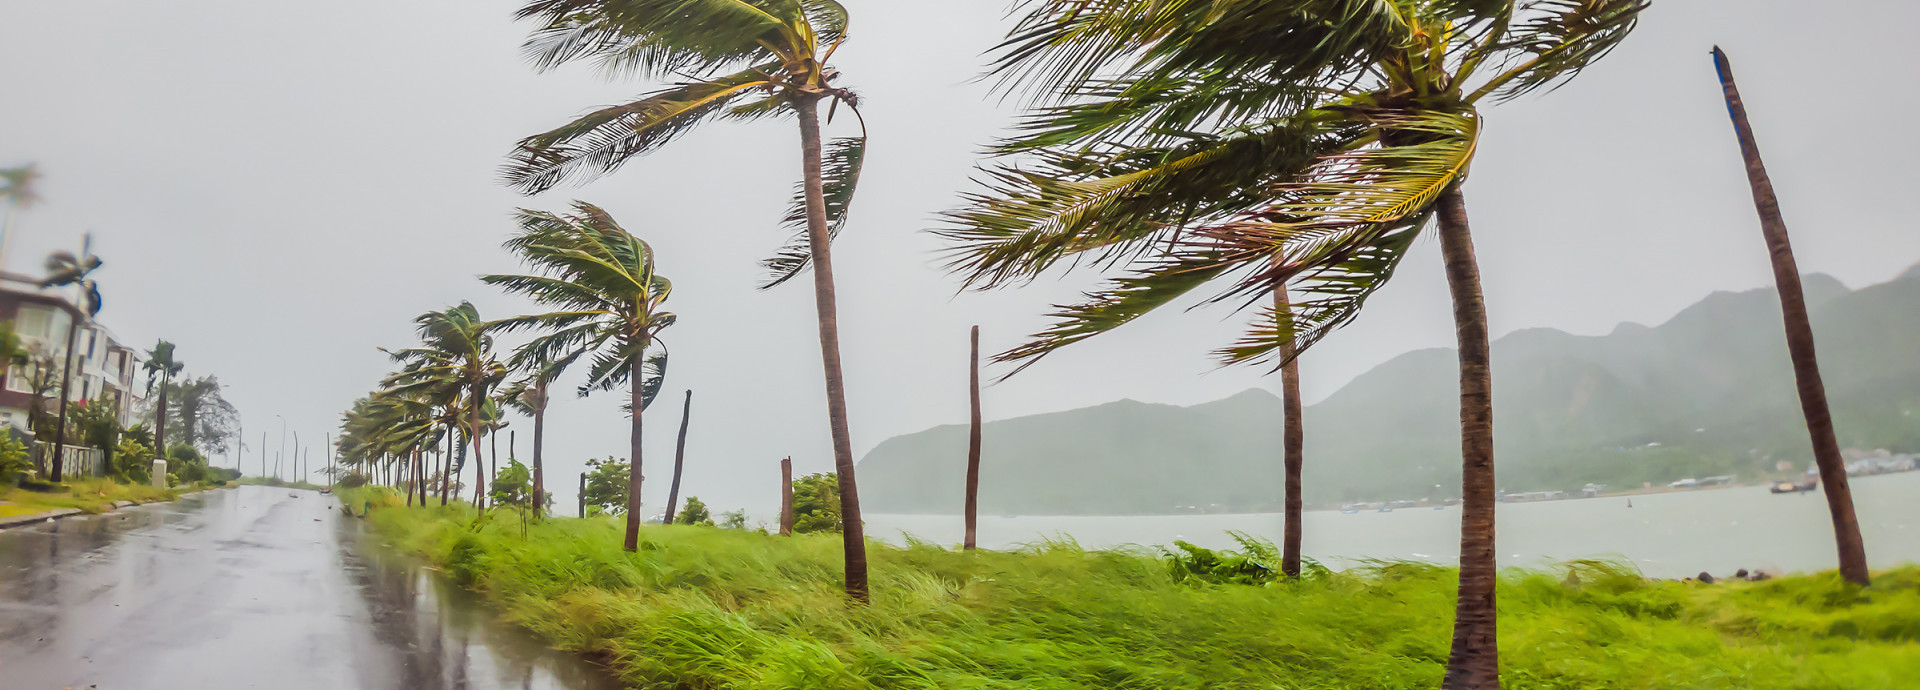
[0,484,621,690]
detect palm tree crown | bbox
[484,203,674,401]
[505,0,866,287]
[945,0,1647,368]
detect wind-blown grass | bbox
[0,477,192,518]
[344,487,1920,689]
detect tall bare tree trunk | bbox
[664,389,692,523]
[1711,48,1870,586]
[50,319,80,482]
[471,382,487,509]
[1277,285,1305,578]
[779,456,794,537]
[795,94,868,602]
[964,325,982,551]
[487,425,498,510]
[532,383,547,518]
[1436,188,1499,690]
[623,357,646,551]
[440,429,452,506]
[577,471,585,519]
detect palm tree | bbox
[484,203,674,551]
[663,389,693,524]
[383,302,507,510]
[1710,48,1868,586]
[499,362,564,518]
[506,0,875,601]
[944,3,1647,685]
[43,249,102,483]
[141,341,184,464]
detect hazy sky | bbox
[3,1,1916,516]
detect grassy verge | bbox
[342,486,1920,689]
[234,475,330,492]
[0,477,206,518]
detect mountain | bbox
[856,268,1920,515]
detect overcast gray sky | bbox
[3,1,1916,516]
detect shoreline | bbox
[866,469,1918,519]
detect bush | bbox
[790,472,841,533]
[673,496,713,526]
[0,433,29,485]
[581,456,629,515]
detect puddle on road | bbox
[339,516,625,690]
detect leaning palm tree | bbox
[505,0,876,601]
[484,203,674,551]
[383,302,508,509]
[1710,48,1868,586]
[944,2,1646,686]
[142,342,184,450]
[498,359,568,518]
[43,249,102,482]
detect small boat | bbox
[1340,509,1360,514]
[1377,508,1393,513]
[1770,480,1816,494]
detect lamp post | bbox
[275,414,286,481]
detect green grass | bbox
[342,486,1920,689]
[0,477,194,517]
[233,475,330,492]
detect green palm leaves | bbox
[383,302,509,408]
[484,202,674,406]
[505,0,866,287]
[946,0,1645,370]
[42,249,103,318]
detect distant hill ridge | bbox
[856,267,1920,515]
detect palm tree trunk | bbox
[532,385,546,518]
[156,375,171,457]
[664,389,693,524]
[577,471,586,519]
[407,452,416,507]
[471,382,487,509]
[1436,188,1499,690]
[1712,48,1869,586]
[964,325,982,551]
[623,357,646,551]
[795,94,869,602]
[50,319,79,482]
[416,449,427,506]
[440,429,452,506]
[779,456,794,537]
[1277,286,1305,579]
[487,425,498,510]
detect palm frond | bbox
[1472,0,1649,102]
[516,0,793,77]
[762,133,864,288]
[503,68,774,194]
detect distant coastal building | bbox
[0,271,144,437]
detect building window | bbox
[5,363,31,394]
[15,305,52,339]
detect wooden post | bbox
[779,456,794,536]
[964,325,982,550]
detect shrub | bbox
[790,472,841,533]
[673,496,714,526]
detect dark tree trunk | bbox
[664,389,692,524]
[416,448,427,506]
[155,376,171,462]
[577,472,585,519]
[50,319,80,482]
[487,425,498,510]
[795,94,869,602]
[779,456,794,537]
[623,357,645,551]
[1437,188,1499,690]
[471,381,486,509]
[440,429,452,506]
[1712,48,1870,586]
[1277,286,1305,579]
[964,325,982,551]
[532,383,546,518]
[407,452,416,507]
